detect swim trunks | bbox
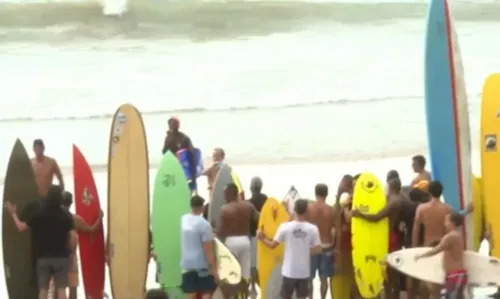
[441,269,468,299]
[225,236,251,280]
[310,246,334,278]
[389,231,402,252]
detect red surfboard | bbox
[73,145,105,299]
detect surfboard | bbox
[480,73,500,257]
[208,164,232,227]
[351,173,387,298]
[152,151,191,298]
[73,144,105,299]
[424,0,473,249]
[265,264,298,299]
[257,197,290,299]
[230,170,244,200]
[107,103,150,299]
[2,139,39,299]
[472,175,484,251]
[387,247,500,286]
[176,148,204,192]
[214,238,242,284]
[282,185,300,214]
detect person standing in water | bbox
[162,117,197,190]
[352,178,411,299]
[5,185,75,299]
[31,139,65,196]
[412,181,452,299]
[216,183,259,298]
[415,211,467,299]
[59,191,103,299]
[307,184,335,299]
[246,176,267,299]
[180,195,218,299]
[258,199,321,299]
[411,155,432,186]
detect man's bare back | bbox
[308,201,335,245]
[413,200,452,246]
[219,201,257,237]
[31,157,60,196]
[442,230,465,272]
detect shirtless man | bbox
[415,211,467,299]
[307,184,335,299]
[202,148,225,191]
[411,155,432,186]
[217,183,259,298]
[412,181,452,299]
[31,139,64,196]
[352,178,410,299]
[60,192,103,299]
[257,199,321,299]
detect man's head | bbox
[190,195,205,214]
[145,288,169,299]
[294,199,309,217]
[387,178,402,194]
[412,155,426,172]
[168,117,180,132]
[213,148,225,162]
[33,139,45,158]
[45,185,63,209]
[445,211,463,231]
[224,183,239,203]
[386,170,399,183]
[337,175,354,196]
[315,183,328,200]
[428,181,443,199]
[250,177,263,195]
[61,191,73,209]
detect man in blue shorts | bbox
[180,195,218,299]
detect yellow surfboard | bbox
[351,173,388,298]
[257,197,289,299]
[108,104,150,299]
[480,73,500,257]
[472,176,484,251]
[230,170,244,200]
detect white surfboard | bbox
[215,238,241,285]
[282,185,300,214]
[386,247,500,286]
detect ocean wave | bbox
[0,1,499,41]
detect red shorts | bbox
[389,231,402,252]
[442,269,468,298]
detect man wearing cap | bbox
[31,139,65,196]
[162,117,197,190]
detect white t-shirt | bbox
[273,220,320,279]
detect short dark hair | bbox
[190,195,205,208]
[409,188,426,203]
[315,183,328,198]
[428,181,443,198]
[388,178,402,193]
[448,211,463,227]
[412,155,426,168]
[386,170,399,182]
[146,288,169,299]
[61,191,73,208]
[33,139,45,149]
[225,183,239,197]
[294,199,309,215]
[45,185,63,208]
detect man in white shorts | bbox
[217,183,259,298]
[258,199,322,299]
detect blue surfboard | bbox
[424,0,473,249]
[176,148,203,191]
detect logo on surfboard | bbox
[82,187,93,206]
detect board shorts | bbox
[181,269,217,294]
[310,248,334,279]
[37,257,69,289]
[225,236,251,280]
[389,231,403,252]
[441,269,468,299]
[250,237,257,269]
[282,276,309,298]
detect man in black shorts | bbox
[5,185,75,299]
[258,199,322,299]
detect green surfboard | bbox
[152,151,191,298]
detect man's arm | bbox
[352,201,395,222]
[200,222,217,277]
[10,211,29,232]
[216,208,228,242]
[259,224,285,249]
[53,160,64,191]
[74,213,102,233]
[411,205,423,247]
[202,164,214,176]
[416,234,450,259]
[249,203,260,222]
[310,225,322,255]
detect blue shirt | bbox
[180,213,213,270]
